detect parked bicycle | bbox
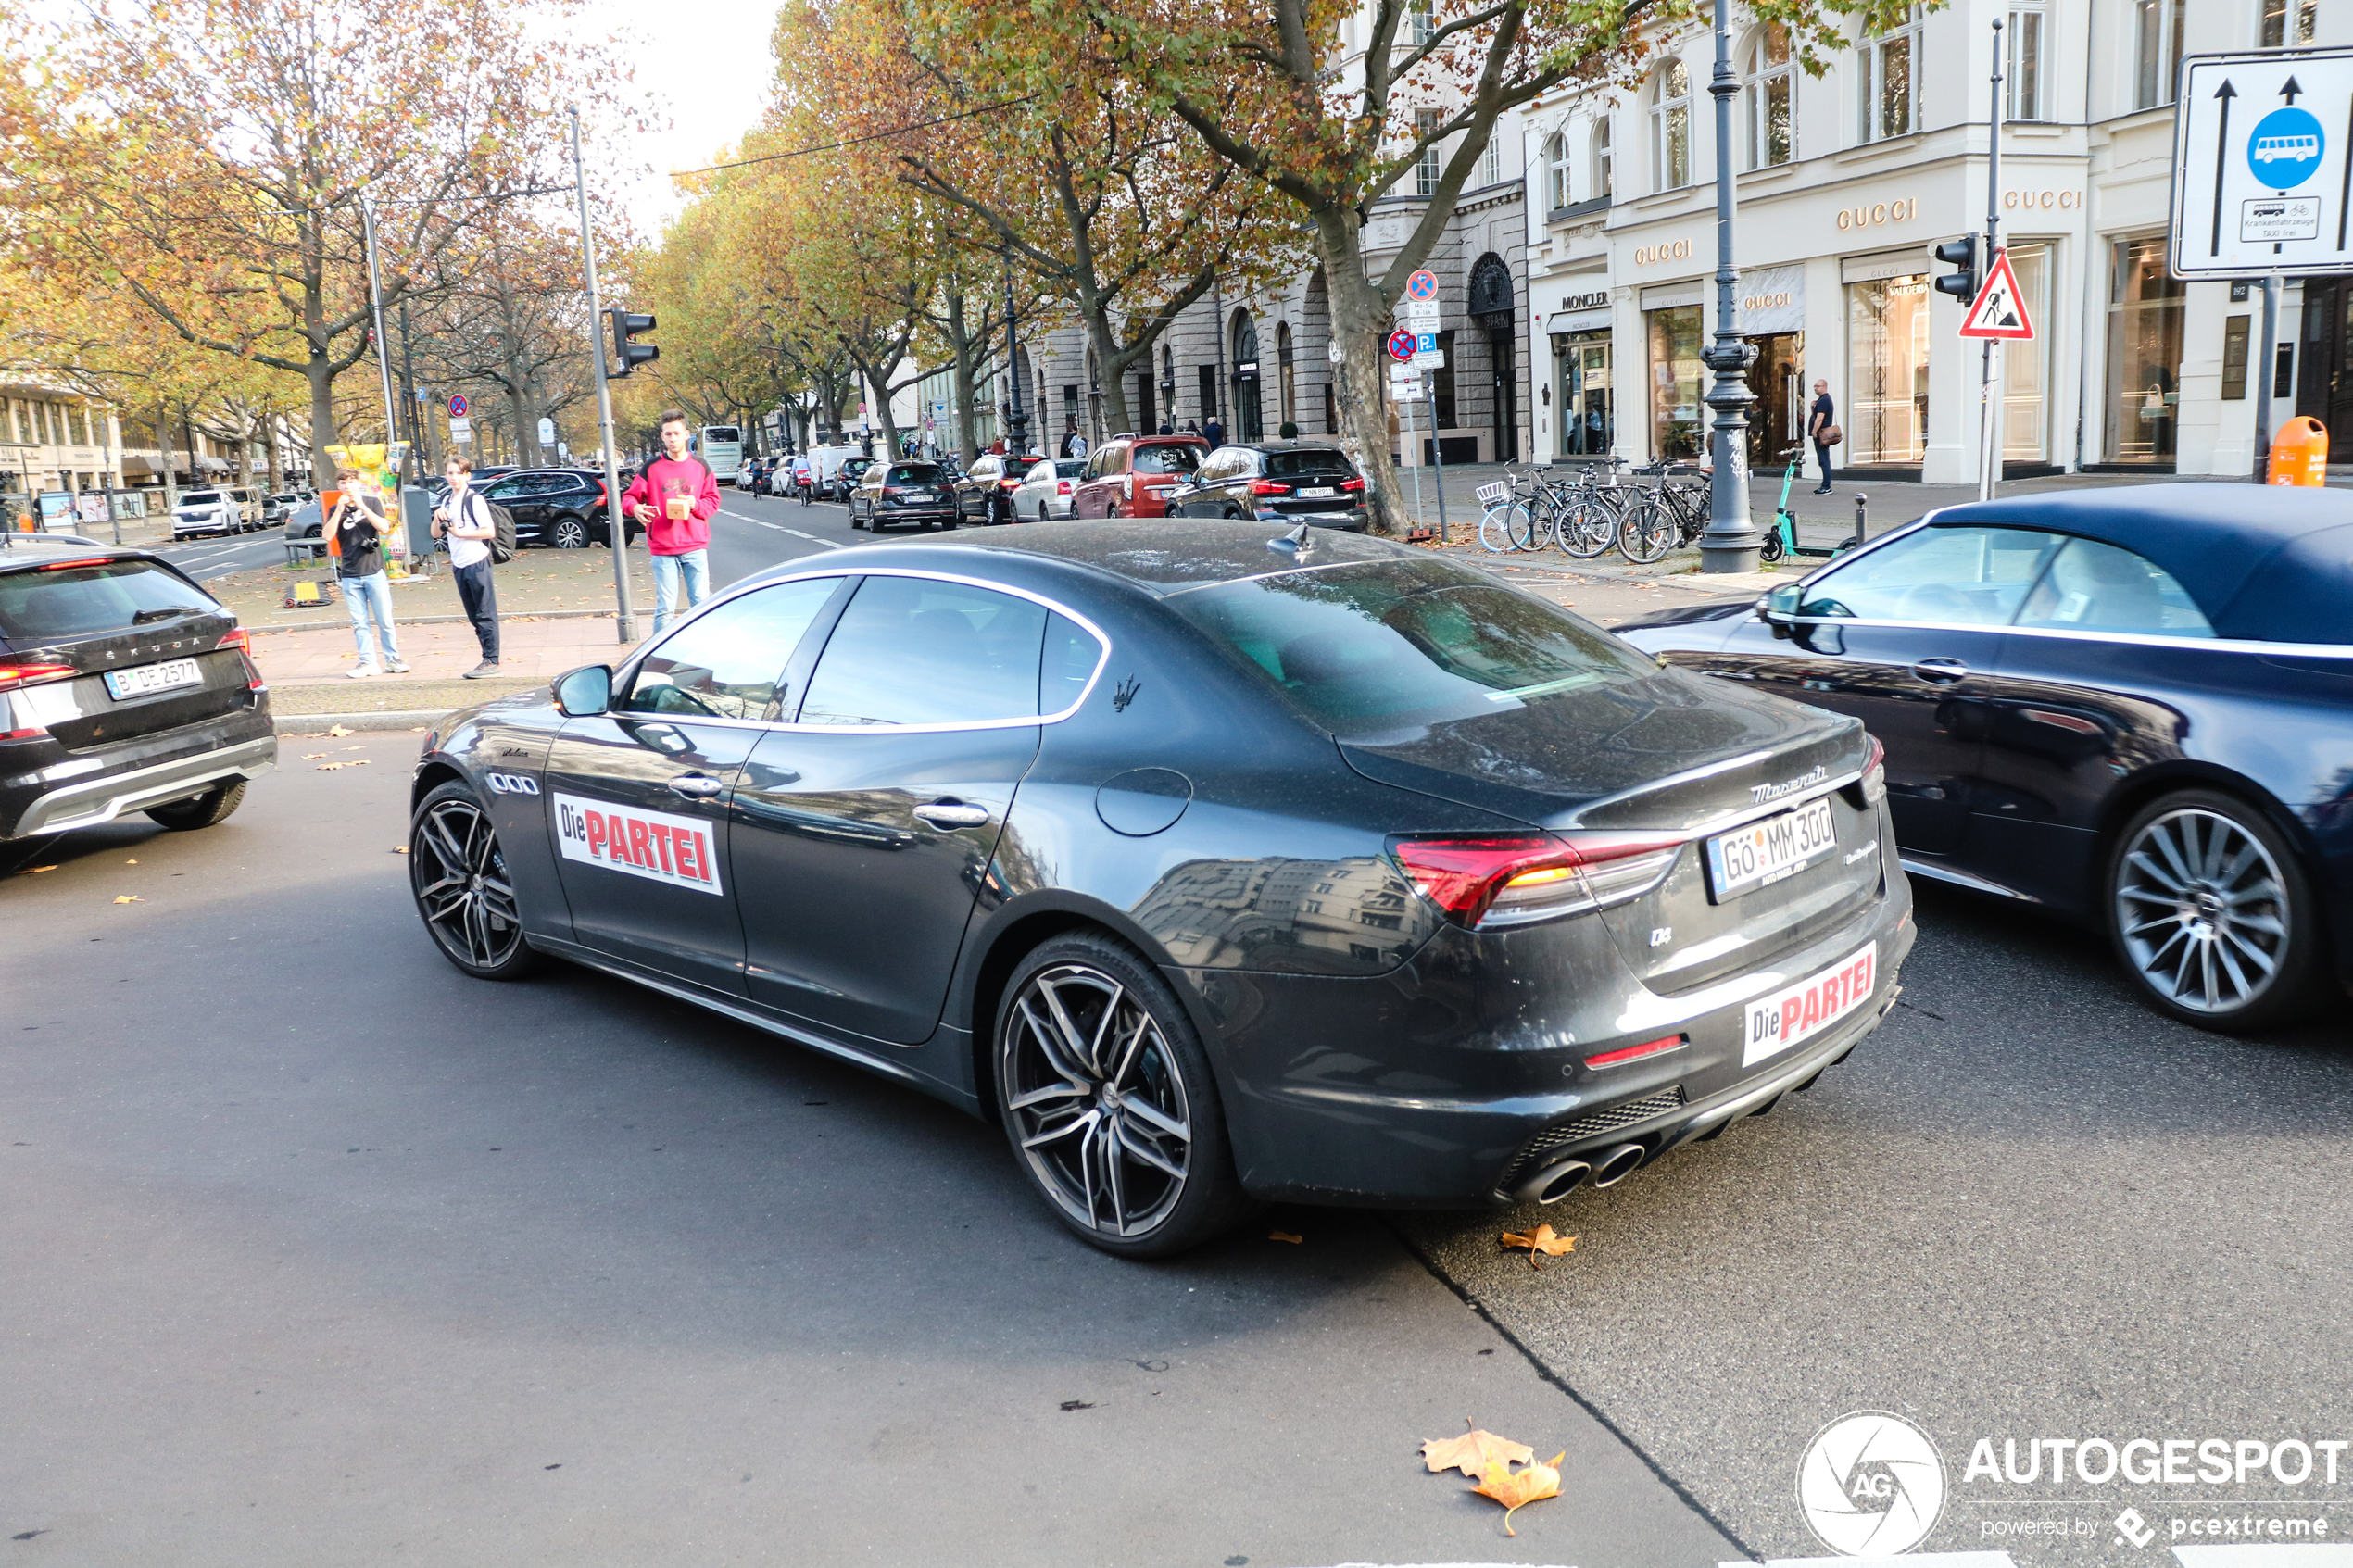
[1617,459,1711,564]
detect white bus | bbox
[695,425,743,482]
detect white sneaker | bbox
[384,659,410,674]
[348,664,377,679]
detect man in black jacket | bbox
[328,466,408,678]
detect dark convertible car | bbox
[1617,483,2353,1033]
[407,522,1912,1255]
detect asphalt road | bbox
[9,480,2349,1566]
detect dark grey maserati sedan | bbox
[408,522,1913,1256]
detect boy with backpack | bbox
[622,409,720,633]
[432,455,503,678]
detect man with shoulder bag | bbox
[432,456,502,678]
[1808,379,1841,496]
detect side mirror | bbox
[553,663,612,717]
[1761,583,1803,621]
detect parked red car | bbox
[1069,434,1209,519]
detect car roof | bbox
[0,540,157,572]
[1919,483,2353,642]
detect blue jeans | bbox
[343,571,400,666]
[651,549,709,634]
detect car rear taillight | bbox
[1585,1033,1688,1069]
[1340,476,1365,492]
[1860,734,1887,805]
[1250,480,1290,495]
[1390,834,1684,929]
[1058,481,1073,495]
[218,627,264,691]
[0,659,75,692]
[36,557,111,572]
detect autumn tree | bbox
[4,0,638,483]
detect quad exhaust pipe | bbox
[1589,1142,1648,1187]
[1512,1140,1650,1205]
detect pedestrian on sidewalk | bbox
[432,455,501,679]
[1203,415,1224,449]
[326,466,408,679]
[1807,379,1838,495]
[622,408,719,635]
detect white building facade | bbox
[1521,0,2347,483]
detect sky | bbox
[575,0,779,228]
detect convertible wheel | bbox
[410,780,539,981]
[550,516,588,549]
[2108,789,2323,1031]
[995,934,1249,1258]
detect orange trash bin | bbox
[2268,416,2329,486]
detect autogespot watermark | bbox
[1797,1416,2346,1557]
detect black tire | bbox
[993,932,1250,1259]
[551,515,588,550]
[2107,789,2327,1032]
[145,779,246,831]
[850,508,866,530]
[409,780,540,981]
[1759,527,1785,564]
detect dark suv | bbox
[1167,443,1368,530]
[472,469,640,549]
[0,541,275,843]
[849,460,959,532]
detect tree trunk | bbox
[1314,216,1406,538]
[509,383,536,467]
[1079,307,1135,442]
[156,406,179,512]
[947,291,982,461]
[307,352,337,487]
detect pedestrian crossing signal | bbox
[1957,249,2036,341]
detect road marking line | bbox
[782,528,814,539]
[812,539,845,549]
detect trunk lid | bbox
[0,558,251,750]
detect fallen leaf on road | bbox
[327,724,355,736]
[392,846,409,854]
[19,865,58,874]
[1473,1449,1564,1536]
[1501,1224,1576,1268]
[1421,1424,1534,1478]
[341,745,364,751]
[113,895,143,904]
[1268,1230,1303,1244]
[1058,1399,1093,1411]
[317,760,370,771]
[301,752,328,759]
[124,859,137,864]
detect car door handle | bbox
[1910,657,1969,684]
[668,773,724,798]
[912,799,990,828]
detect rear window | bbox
[886,464,943,484]
[1054,459,1086,478]
[0,559,219,642]
[1132,445,1200,475]
[180,491,222,506]
[1264,449,1355,481]
[1168,558,1654,736]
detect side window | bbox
[623,577,842,721]
[484,478,527,503]
[1041,611,1105,714]
[1798,525,2062,624]
[798,576,1049,727]
[2015,538,2214,637]
[1081,451,1104,482]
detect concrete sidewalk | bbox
[253,612,642,689]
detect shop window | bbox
[1646,306,1704,459]
[1846,274,1931,463]
[1544,132,1570,210]
[2007,5,2045,121]
[1747,23,1794,169]
[2001,243,2053,462]
[1277,322,1296,428]
[1415,109,1442,196]
[2133,0,2184,110]
[2260,0,2317,46]
[1555,334,1615,458]
[1651,60,1691,191]
[2221,316,2251,401]
[1593,120,1613,200]
[1857,9,1919,143]
[2104,235,2184,464]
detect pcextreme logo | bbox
[1796,1411,1948,1556]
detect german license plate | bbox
[1705,796,1835,901]
[1743,941,1877,1065]
[1298,486,1336,498]
[104,658,202,700]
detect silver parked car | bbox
[1009,458,1086,521]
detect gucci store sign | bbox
[1734,265,1806,335]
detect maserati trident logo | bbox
[1753,764,1829,805]
[1796,1411,1946,1556]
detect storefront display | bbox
[2104,237,2183,465]
[1646,306,1704,460]
[1554,332,1615,458]
[1846,273,1931,465]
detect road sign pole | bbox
[1428,383,1449,543]
[1403,383,1424,532]
[2255,272,2283,482]
[1978,19,2005,504]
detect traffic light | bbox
[607,309,658,378]
[1930,236,1979,305]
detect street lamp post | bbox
[1003,255,1030,455]
[1697,0,1762,573]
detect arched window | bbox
[1592,119,1613,200]
[1230,310,1263,441]
[1650,60,1691,191]
[1746,22,1794,168]
[1277,322,1296,428]
[1544,132,1570,209]
[1858,7,1920,142]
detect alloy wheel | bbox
[412,796,524,970]
[1000,962,1193,1239]
[2113,806,2291,1016]
[552,517,587,549]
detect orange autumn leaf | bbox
[1420,1424,1534,1479]
[1473,1450,1565,1537]
[1501,1223,1577,1268]
[1267,1230,1303,1245]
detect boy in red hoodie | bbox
[621,408,721,633]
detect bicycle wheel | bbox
[1617,497,1678,564]
[1478,503,1529,553]
[1556,495,1619,558]
[1507,500,1543,551]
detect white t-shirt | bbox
[447,489,491,569]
